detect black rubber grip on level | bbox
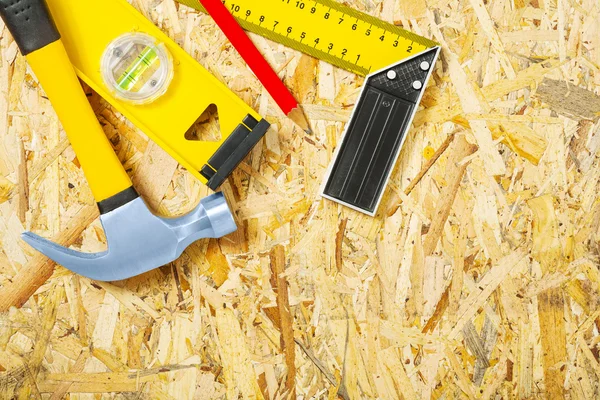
[97,187,140,215]
[200,116,270,190]
[0,0,60,56]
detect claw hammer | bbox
[0,0,237,281]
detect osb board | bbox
[0,0,600,398]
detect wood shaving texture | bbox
[0,0,599,398]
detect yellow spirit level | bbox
[45,0,270,190]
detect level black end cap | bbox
[206,119,270,191]
[242,114,259,130]
[200,165,216,181]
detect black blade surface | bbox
[323,47,439,214]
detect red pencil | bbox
[199,0,312,134]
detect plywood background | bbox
[1,0,600,398]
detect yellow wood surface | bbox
[1,0,600,398]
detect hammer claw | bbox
[21,193,236,281]
[22,231,107,260]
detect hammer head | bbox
[21,192,236,281]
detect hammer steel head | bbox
[21,192,237,281]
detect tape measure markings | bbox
[176,0,437,76]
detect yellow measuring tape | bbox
[176,0,437,76]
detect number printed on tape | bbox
[177,0,437,76]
